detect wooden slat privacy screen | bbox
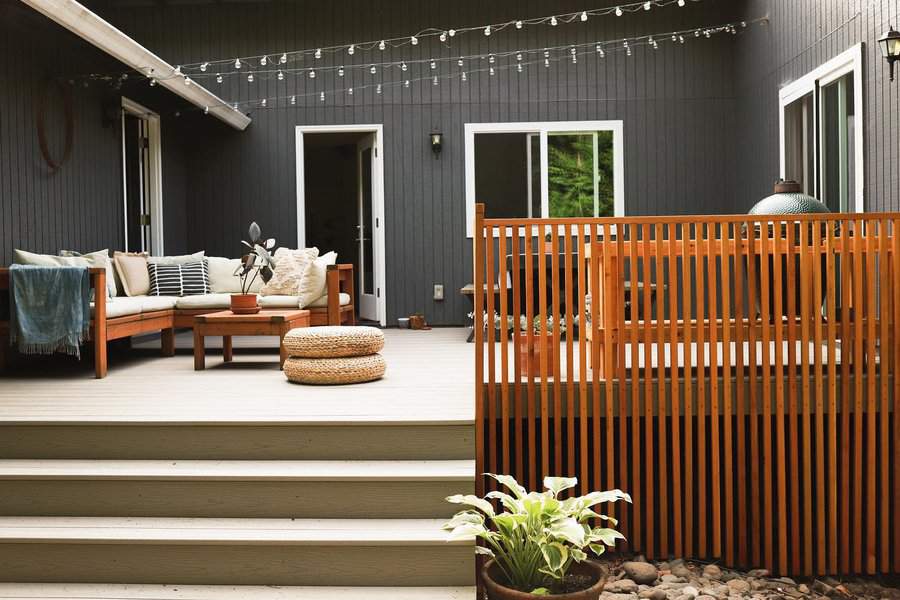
[473,204,899,577]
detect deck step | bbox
[0,584,477,599]
[0,517,474,586]
[0,460,474,518]
[0,423,473,460]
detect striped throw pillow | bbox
[148,259,209,297]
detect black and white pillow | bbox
[148,259,209,296]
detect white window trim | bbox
[778,44,864,212]
[465,120,625,237]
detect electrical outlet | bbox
[433,284,444,301]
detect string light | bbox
[196,17,760,112]
[184,77,192,86]
[203,106,209,114]
[348,87,354,95]
[317,92,323,102]
[163,0,709,77]
[278,70,284,80]
[370,65,378,74]
[309,70,316,78]
[430,60,437,70]
[261,98,267,107]
[338,67,345,77]
[149,78,157,86]
[216,73,223,83]
[292,95,297,104]
[247,73,254,82]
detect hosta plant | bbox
[444,474,631,595]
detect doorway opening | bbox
[295,125,385,325]
[121,97,163,254]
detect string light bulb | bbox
[149,78,157,86]
[278,70,284,80]
[234,58,241,69]
[348,87,354,95]
[247,73,254,82]
[200,62,208,72]
[457,58,464,67]
[378,40,386,50]
[644,1,652,10]
[580,11,588,21]
[439,32,447,42]
[516,63,523,73]
[615,6,623,16]
[184,77,192,86]
[338,66,345,77]
[292,95,297,104]
[410,36,418,45]
[370,65,377,74]
[173,66,182,75]
[376,83,382,94]
[232,103,238,111]
[315,48,322,59]
[348,45,355,55]
[488,54,495,63]
[204,106,209,114]
[433,75,439,85]
[449,29,456,37]
[484,26,491,36]
[430,60,437,70]
[596,45,605,57]
[260,56,267,66]
[216,73,223,83]
[404,79,410,87]
[489,66,495,76]
[280,53,287,63]
[309,70,316,78]
[678,0,685,5]
[261,98,267,107]
[318,92,323,102]
[550,16,558,26]
[401,62,408,71]
[515,20,523,29]
[461,71,467,81]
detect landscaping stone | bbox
[606,579,639,594]
[701,565,723,580]
[681,585,700,597]
[601,594,637,600]
[726,579,751,594]
[638,589,668,600]
[624,561,659,585]
[671,564,693,578]
[660,574,685,584]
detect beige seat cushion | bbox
[306,292,351,309]
[261,248,318,296]
[13,249,114,299]
[113,252,150,297]
[175,293,232,310]
[258,295,300,309]
[96,295,177,319]
[283,325,384,358]
[284,354,385,385]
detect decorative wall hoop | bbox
[36,78,75,172]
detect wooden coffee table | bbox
[193,309,310,370]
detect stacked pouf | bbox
[282,326,386,385]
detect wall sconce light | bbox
[879,25,900,81]
[430,132,443,157]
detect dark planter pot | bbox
[481,559,606,600]
[230,293,260,315]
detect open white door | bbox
[356,133,378,322]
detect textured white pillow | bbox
[59,249,117,298]
[260,248,319,296]
[14,249,113,298]
[297,252,339,308]
[148,251,205,265]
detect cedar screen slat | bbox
[474,208,899,576]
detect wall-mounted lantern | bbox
[430,132,443,157]
[878,25,900,81]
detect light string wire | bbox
[150,0,701,78]
[184,18,763,113]
[155,18,754,90]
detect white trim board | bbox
[464,120,625,237]
[295,124,387,326]
[21,0,250,131]
[121,97,164,255]
[778,43,864,212]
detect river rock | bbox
[606,579,639,594]
[702,565,723,581]
[624,561,660,585]
[726,579,751,594]
[638,589,667,600]
[672,564,693,578]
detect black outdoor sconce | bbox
[430,132,443,157]
[879,25,900,81]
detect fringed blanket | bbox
[8,265,91,358]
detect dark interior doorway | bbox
[302,131,368,315]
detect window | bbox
[779,45,863,212]
[465,121,624,234]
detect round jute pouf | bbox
[284,354,386,385]
[283,326,385,358]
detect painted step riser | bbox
[0,544,475,586]
[0,425,474,460]
[0,480,473,519]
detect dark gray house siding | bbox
[0,4,124,264]
[90,0,742,325]
[734,0,900,213]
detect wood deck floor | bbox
[0,328,473,424]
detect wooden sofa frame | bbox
[0,263,355,378]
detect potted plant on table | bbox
[231,222,276,314]
[444,474,631,599]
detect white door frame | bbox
[778,43,864,212]
[295,124,387,326]
[121,96,164,254]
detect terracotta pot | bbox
[230,293,260,315]
[481,559,606,600]
[518,333,556,378]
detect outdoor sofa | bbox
[0,254,355,378]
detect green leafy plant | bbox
[233,222,276,294]
[444,474,631,595]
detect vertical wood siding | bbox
[734,0,900,214]
[95,0,741,324]
[0,6,124,264]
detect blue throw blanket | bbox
[8,265,91,358]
